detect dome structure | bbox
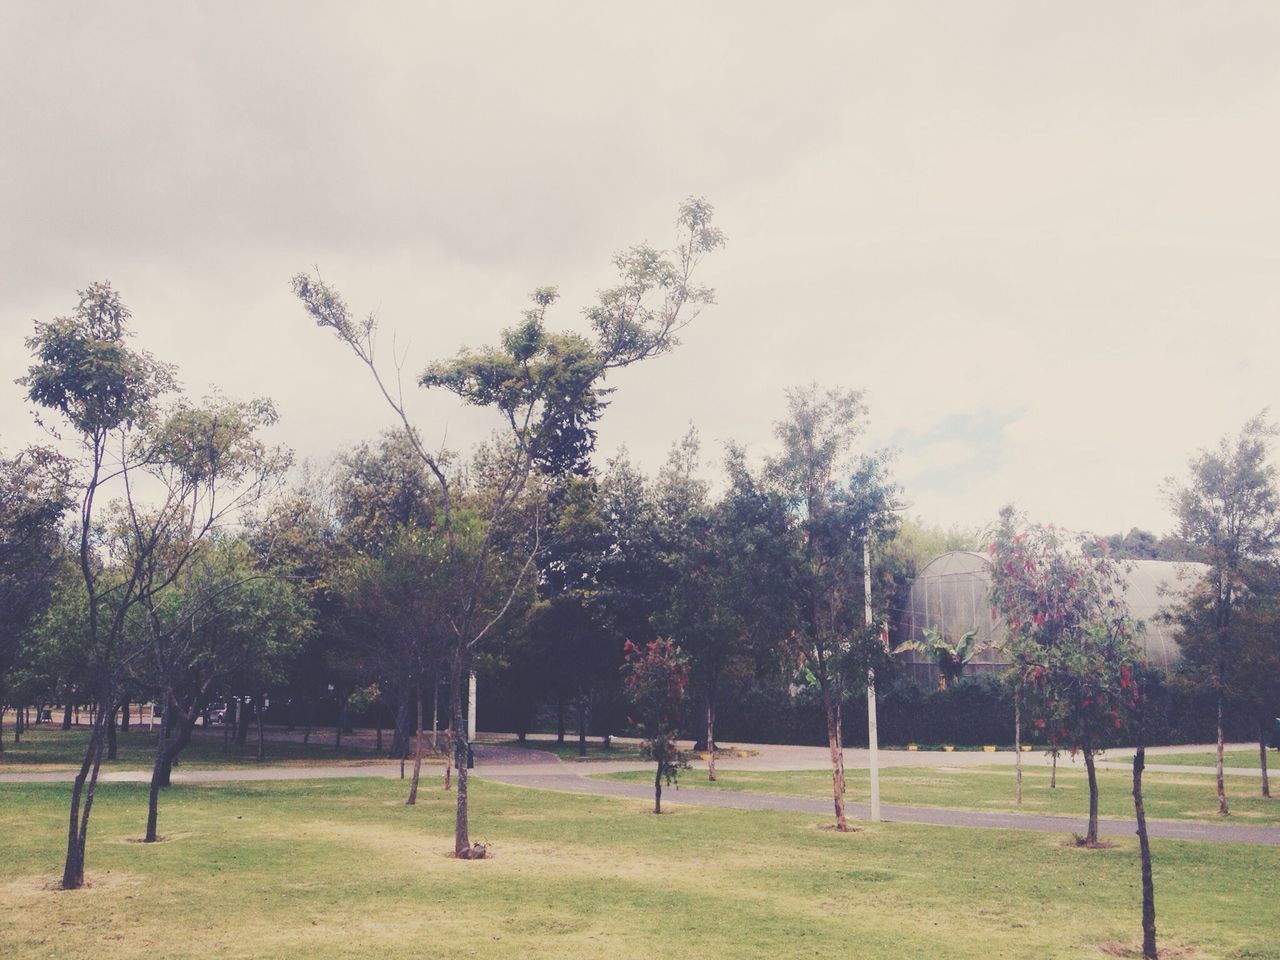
[894,550,1206,684]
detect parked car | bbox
[206,702,227,725]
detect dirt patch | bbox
[1065,835,1117,849]
[1096,940,1206,958]
[1,871,141,896]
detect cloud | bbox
[2,2,1277,538]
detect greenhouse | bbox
[894,550,1208,685]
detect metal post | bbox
[865,537,881,823]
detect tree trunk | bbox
[376,708,383,753]
[653,760,663,814]
[451,657,471,856]
[1216,692,1229,816]
[120,699,130,732]
[61,699,73,730]
[334,691,344,749]
[706,699,717,782]
[0,705,6,752]
[235,700,250,745]
[443,738,452,791]
[389,691,409,757]
[431,682,439,750]
[834,698,846,796]
[145,702,198,843]
[1083,747,1099,845]
[556,695,566,745]
[146,733,171,842]
[1051,749,1058,788]
[1132,746,1158,960]
[106,707,118,760]
[256,697,265,762]
[821,678,848,832]
[1014,691,1022,805]
[1260,715,1272,799]
[407,683,424,805]
[62,707,107,889]
[577,696,587,758]
[303,699,312,745]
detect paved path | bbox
[5,740,1277,846]
[479,756,1280,847]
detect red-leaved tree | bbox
[988,507,1141,845]
[621,638,690,814]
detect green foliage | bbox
[0,446,70,707]
[765,385,899,704]
[1167,414,1280,719]
[989,509,1141,753]
[895,626,981,689]
[21,282,175,437]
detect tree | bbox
[332,432,443,759]
[988,508,1140,846]
[21,283,284,888]
[658,436,798,780]
[293,198,723,857]
[1167,413,1280,815]
[133,537,308,841]
[338,523,460,804]
[1179,560,1280,799]
[766,385,898,831]
[0,445,70,749]
[621,638,690,814]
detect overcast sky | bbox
[2,3,1276,536]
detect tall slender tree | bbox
[766,385,897,831]
[1167,413,1280,816]
[292,198,723,856]
[21,283,284,888]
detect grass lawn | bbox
[0,726,394,772]
[1151,749,1273,769]
[1,776,1277,959]
[478,737,649,762]
[599,763,1280,825]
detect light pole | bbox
[865,497,907,824]
[865,537,880,823]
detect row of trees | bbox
[4,211,1276,960]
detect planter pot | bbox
[982,745,997,752]
[942,745,955,752]
[1020,745,1033,752]
[906,744,919,751]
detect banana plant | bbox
[894,626,981,689]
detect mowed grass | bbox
[599,763,1280,825]
[0,726,394,772]
[1,777,1277,960]
[478,737,649,762]
[1153,749,1273,769]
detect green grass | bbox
[1151,749,1272,769]
[0,726,392,771]
[478,737,649,762]
[599,763,1280,825]
[1,776,1277,959]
